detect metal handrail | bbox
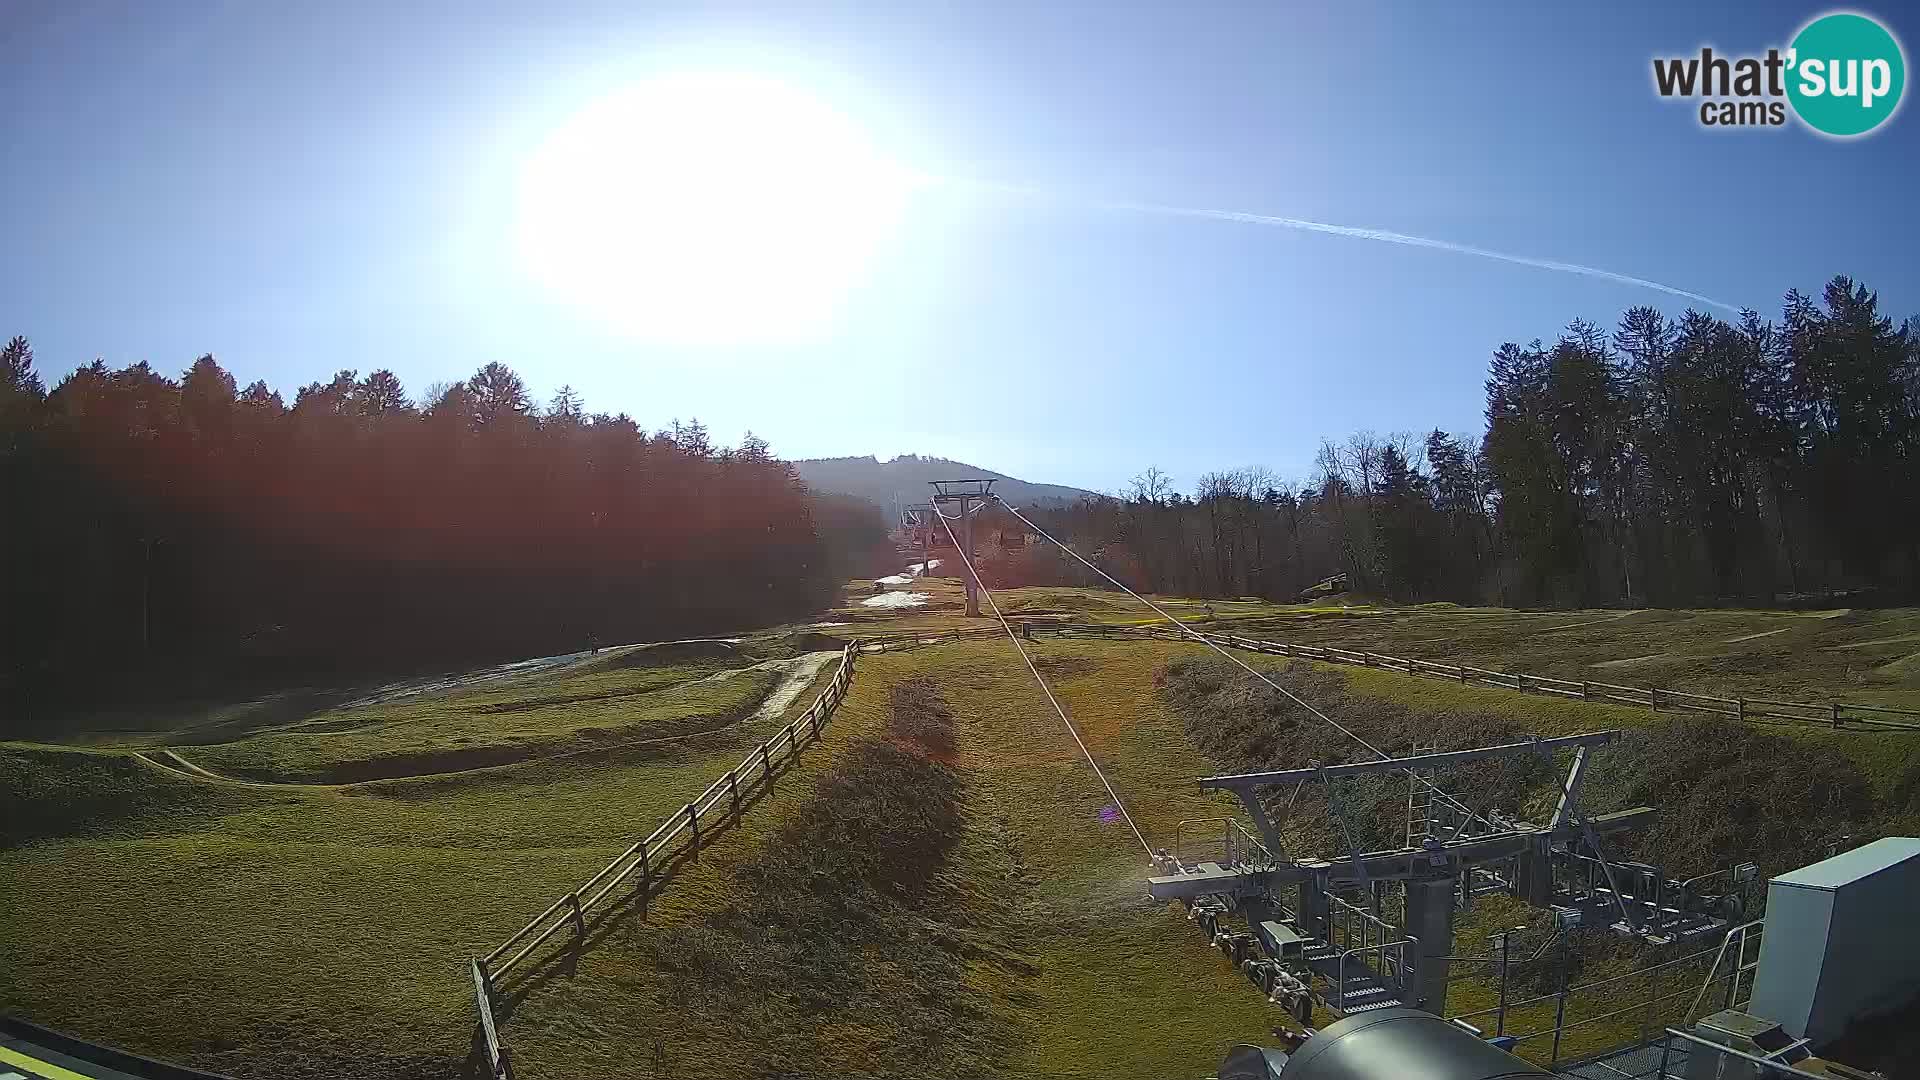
[1171,817,1277,871]
[1327,935,1419,1011]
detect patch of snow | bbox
[811,621,850,628]
[907,559,943,575]
[875,574,915,586]
[862,591,930,608]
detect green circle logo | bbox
[1787,12,1906,136]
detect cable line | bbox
[931,501,1156,859]
[995,496,1497,836]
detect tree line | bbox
[1,346,888,723]
[1020,276,1919,607]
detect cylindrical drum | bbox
[1280,1009,1551,1080]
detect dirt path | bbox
[1724,628,1790,643]
[1591,653,1668,668]
[1826,633,1920,650]
[339,638,743,710]
[128,655,841,790]
[751,651,838,722]
[1537,610,1645,634]
[133,749,317,789]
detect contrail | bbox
[939,176,1741,314]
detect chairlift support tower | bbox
[1146,728,1737,1023]
[901,503,933,577]
[929,479,996,617]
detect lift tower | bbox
[929,479,996,617]
[901,503,933,578]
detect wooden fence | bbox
[463,617,1919,1075]
[468,639,862,1080]
[1101,623,1920,733]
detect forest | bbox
[0,348,888,726]
[1017,277,1920,608]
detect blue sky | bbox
[4,0,1915,495]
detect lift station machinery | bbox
[1147,731,1748,1029]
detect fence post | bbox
[1642,962,1658,1046]
[1831,702,1842,729]
[568,892,586,945]
[1651,687,1661,712]
[759,743,774,788]
[686,802,700,857]
[637,841,650,897]
[1550,931,1570,1068]
[1581,681,1591,701]
[1738,698,1746,722]
[1458,664,1467,683]
[728,769,740,814]
[1494,931,1510,1038]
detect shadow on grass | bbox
[482,743,800,1017]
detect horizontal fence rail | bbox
[1071,621,1920,732]
[469,638,873,1079]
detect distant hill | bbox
[793,455,1101,515]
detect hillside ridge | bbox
[793,453,1099,512]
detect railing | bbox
[1685,919,1764,1025]
[1637,1026,1829,1080]
[1172,817,1277,871]
[1445,922,1759,1070]
[1326,936,1419,1013]
[1103,623,1920,732]
[468,639,862,1080]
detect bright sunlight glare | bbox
[517,73,913,346]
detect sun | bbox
[517,73,912,345]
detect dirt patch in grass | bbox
[1012,591,1119,613]
[1033,654,1100,680]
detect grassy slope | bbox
[182,663,777,783]
[500,640,1281,1080]
[1221,604,1920,709]
[12,581,1920,1079]
[0,662,837,1080]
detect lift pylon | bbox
[928,479,996,617]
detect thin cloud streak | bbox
[940,176,1742,314]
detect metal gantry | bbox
[928,479,996,617]
[1147,730,1742,1023]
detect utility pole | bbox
[929,480,996,618]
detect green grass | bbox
[13,584,1920,1079]
[174,662,777,784]
[0,660,834,1080]
[493,640,1284,1080]
[1214,603,1920,709]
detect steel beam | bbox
[1197,731,1622,790]
[1549,745,1592,834]
[1277,807,1655,886]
